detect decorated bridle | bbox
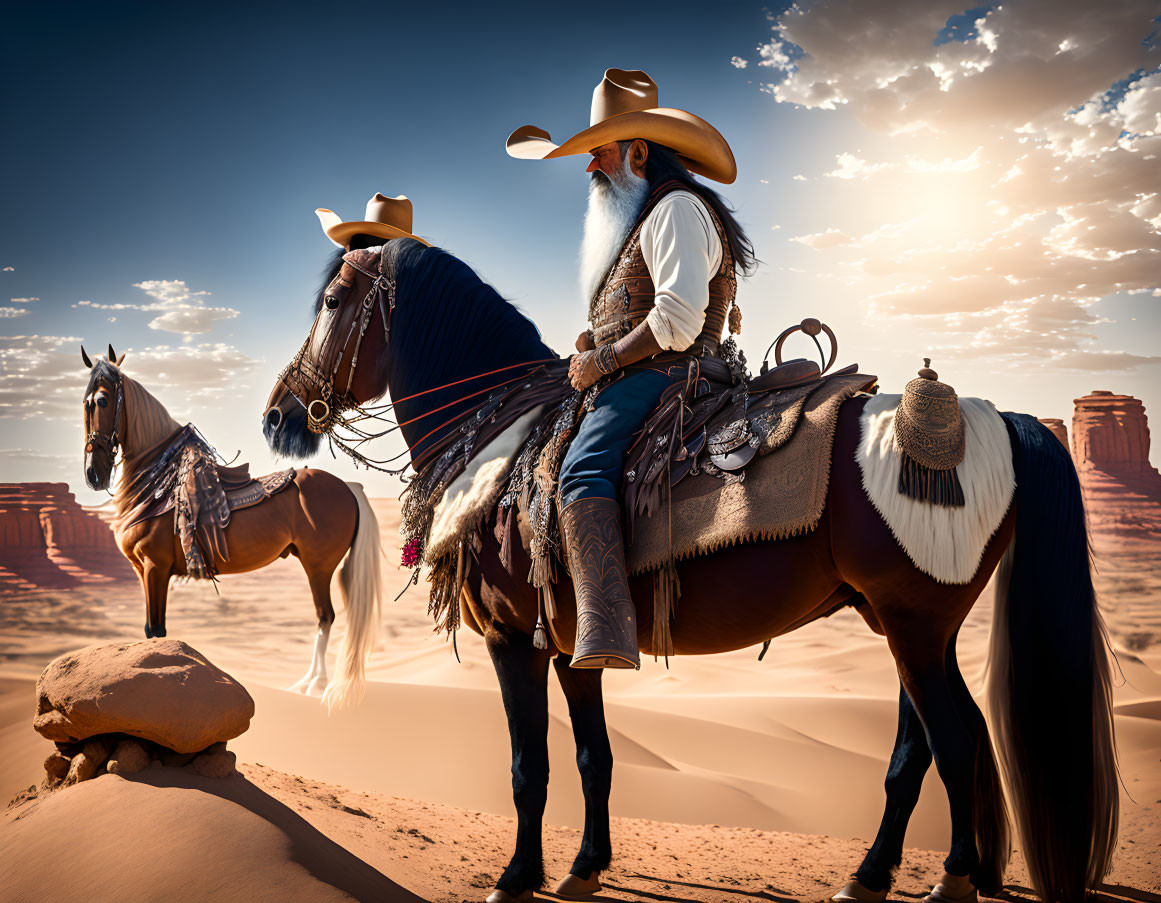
[277,243,557,476]
[279,245,398,436]
[84,355,125,466]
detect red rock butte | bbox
[0,483,135,593]
[1071,392,1161,546]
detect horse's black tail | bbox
[987,413,1118,903]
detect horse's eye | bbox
[97,396,108,408]
[325,295,340,311]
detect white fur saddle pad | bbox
[856,393,1014,584]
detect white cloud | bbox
[0,336,261,422]
[792,228,857,249]
[9,297,38,303]
[120,343,262,404]
[74,279,239,336]
[2,267,13,272]
[0,335,88,421]
[0,307,30,318]
[731,56,749,69]
[825,152,888,180]
[748,0,1161,366]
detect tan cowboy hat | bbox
[506,68,737,184]
[315,193,429,248]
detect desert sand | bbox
[2,494,1160,901]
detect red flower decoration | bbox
[400,538,423,568]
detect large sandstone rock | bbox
[34,640,255,754]
[0,483,134,592]
[1073,391,1151,471]
[1071,391,1161,547]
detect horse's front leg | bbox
[485,625,551,903]
[142,560,171,638]
[551,654,612,898]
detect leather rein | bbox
[280,246,397,436]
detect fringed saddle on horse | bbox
[398,319,883,653]
[120,424,297,579]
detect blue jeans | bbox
[560,367,679,507]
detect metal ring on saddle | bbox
[770,317,837,373]
[748,318,838,394]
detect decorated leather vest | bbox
[589,180,736,354]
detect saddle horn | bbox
[81,345,93,369]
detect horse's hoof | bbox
[287,677,311,694]
[306,676,328,697]
[486,890,534,903]
[552,871,600,899]
[832,880,888,903]
[924,873,977,903]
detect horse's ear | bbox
[115,350,127,366]
[108,343,117,363]
[81,346,93,369]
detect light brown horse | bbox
[82,345,382,708]
[262,240,1117,903]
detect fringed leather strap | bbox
[898,451,966,507]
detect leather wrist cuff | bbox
[595,343,620,376]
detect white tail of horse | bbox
[323,483,383,711]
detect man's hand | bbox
[575,330,596,352]
[568,351,602,391]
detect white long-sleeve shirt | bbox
[638,190,723,351]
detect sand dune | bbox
[3,496,1160,900]
[3,768,423,902]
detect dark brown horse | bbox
[82,345,383,709]
[262,240,1117,903]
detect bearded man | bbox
[507,68,755,669]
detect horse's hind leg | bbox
[840,682,932,902]
[486,625,551,903]
[946,635,1008,896]
[882,622,983,903]
[289,563,336,696]
[551,654,613,898]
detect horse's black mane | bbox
[309,237,556,465]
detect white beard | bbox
[579,154,649,303]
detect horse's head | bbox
[263,246,394,458]
[81,343,127,491]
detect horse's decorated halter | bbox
[279,245,397,436]
[85,366,125,465]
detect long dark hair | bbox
[637,140,757,276]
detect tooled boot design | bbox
[559,497,640,670]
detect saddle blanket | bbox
[122,424,297,579]
[626,371,874,574]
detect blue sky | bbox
[3,1,1159,501]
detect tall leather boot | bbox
[559,496,640,670]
